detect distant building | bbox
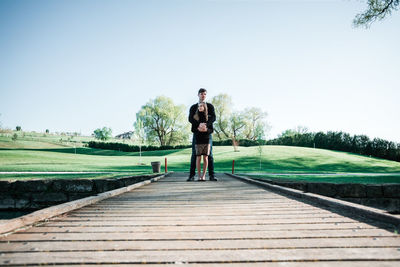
[115,131,134,139]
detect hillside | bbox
[1,132,400,183]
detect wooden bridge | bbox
[1,173,399,266]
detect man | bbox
[187,88,217,181]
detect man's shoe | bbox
[187,176,195,182]
[209,176,218,181]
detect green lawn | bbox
[0,132,135,149]
[1,135,400,182]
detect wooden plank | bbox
[67,212,331,217]
[3,228,397,241]
[70,208,329,215]
[1,248,400,265]
[1,237,399,253]
[47,214,345,221]
[22,222,376,233]
[40,217,358,226]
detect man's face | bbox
[198,92,207,102]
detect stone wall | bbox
[256,179,400,213]
[0,174,161,210]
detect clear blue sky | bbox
[1,0,399,141]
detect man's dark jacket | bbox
[188,103,216,134]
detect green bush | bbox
[267,131,400,162]
[88,141,191,152]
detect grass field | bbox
[1,132,400,183]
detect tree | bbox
[210,94,233,140]
[229,111,247,151]
[353,0,399,28]
[93,127,112,141]
[16,126,21,131]
[242,107,269,140]
[211,94,270,148]
[279,125,309,138]
[136,96,189,146]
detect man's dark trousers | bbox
[189,134,214,178]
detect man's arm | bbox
[206,103,216,128]
[188,104,196,124]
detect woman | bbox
[193,102,211,181]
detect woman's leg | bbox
[202,155,208,180]
[196,156,201,180]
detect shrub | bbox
[87,141,191,152]
[267,131,400,162]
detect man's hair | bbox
[198,88,207,94]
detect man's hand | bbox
[198,123,207,132]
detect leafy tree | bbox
[211,94,270,148]
[278,129,297,138]
[242,107,269,140]
[16,126,21,131]
[12,133,18,141]
[136,96,188,146]
[45,129,50,134]
[354,0,399,28]
[93,127,112,141]
[229,111,247,151]
[229,111,246,140]
[352,134,370,155]
[279,125,308,138]
[210,94,233,140]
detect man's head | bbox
[198,88,207,102]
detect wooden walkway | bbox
[1,173,399,266]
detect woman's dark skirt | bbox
[195,144,210,156]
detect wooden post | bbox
[232,160,235,174]
[165,157,167,173]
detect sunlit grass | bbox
[1,135,400,181]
